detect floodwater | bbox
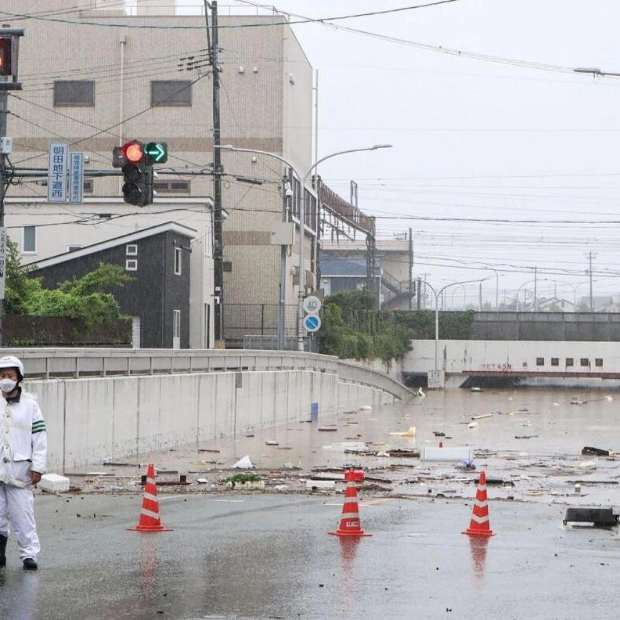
[146,384,620,506]
[2,385,619,620]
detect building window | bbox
[566,358,574,367]
[126,259,138,271]
[580,358,590,367]
[84,179,94,194]
[173,310,181,339]
[151,80,192,107]
[153,180,191,194]
[54,80,95,106]
[595,358,603,367]
[223,261,233,273]
[551,358,559,367]
[536,357,544,366]
[126,244,138,256]
[23,226,36,253]
[174,247,182,275]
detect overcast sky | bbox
[178,0,620,306]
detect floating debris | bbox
[389,426,416,438]
[581,446,610,457]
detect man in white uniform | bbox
[0,355,47,571]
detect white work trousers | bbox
[0,481,40,560]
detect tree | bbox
[4,240,133,330]
[317,289,414,363]
[24,264,133,329]
[3,239,40,315]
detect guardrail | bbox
[12,348,415,401]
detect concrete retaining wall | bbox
[26,369,394,472]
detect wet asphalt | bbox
[2,386,620,619]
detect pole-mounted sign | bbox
[48,142,69,203]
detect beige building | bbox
[2,0,315,348]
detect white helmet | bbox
[0,355,24,380]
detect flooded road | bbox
[138,385,620,507]
[2,386,620,619]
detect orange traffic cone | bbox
[329,469,371,537]
[127,464,173,532]
[462,470,494,537]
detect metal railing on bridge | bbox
[13,348,414,401]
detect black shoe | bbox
[0,534,6,567]
[23,558,37,571]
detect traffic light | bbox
[119,141,151,206]
[144,142,168,164]
[113,140,162,206]
[0,37,12,77]
[122,162,148,206]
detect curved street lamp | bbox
[423,278,489,371]
[515,278,538,312]
[217,143,392,350]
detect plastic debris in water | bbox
[232,455,254,469]
[456,458,476,471]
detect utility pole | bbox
[277,173,291,350]
[0,84,8,347]
[408,227,413,310]
[588,251,594,311]
[0,29,24,347]
[206,1,224,347]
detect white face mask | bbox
[0,379,17,394]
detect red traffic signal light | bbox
[121,140,146,164]
[0,37,13,77]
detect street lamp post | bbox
[217,144,392,350]
[424,278,488,372]
[515,278,538,312]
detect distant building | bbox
[25,223,196,349]
[537,297,578,313]
[320,239,413,309]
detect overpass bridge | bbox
[403,339,620,389]
[11,348,415,472]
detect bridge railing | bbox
[12,348,415,401]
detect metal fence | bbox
[225,303,300,346]
[471,312,620,341]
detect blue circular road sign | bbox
[303,314,321,333]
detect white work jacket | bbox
[0,389,47,483]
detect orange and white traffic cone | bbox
[329,469,371,537]
[462,470,494,537]
[127,463,173,532]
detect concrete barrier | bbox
[26,367,398,472]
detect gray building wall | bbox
[4,1,314,347]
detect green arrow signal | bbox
[144,141,168,164]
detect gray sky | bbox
[180,0,620,306]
